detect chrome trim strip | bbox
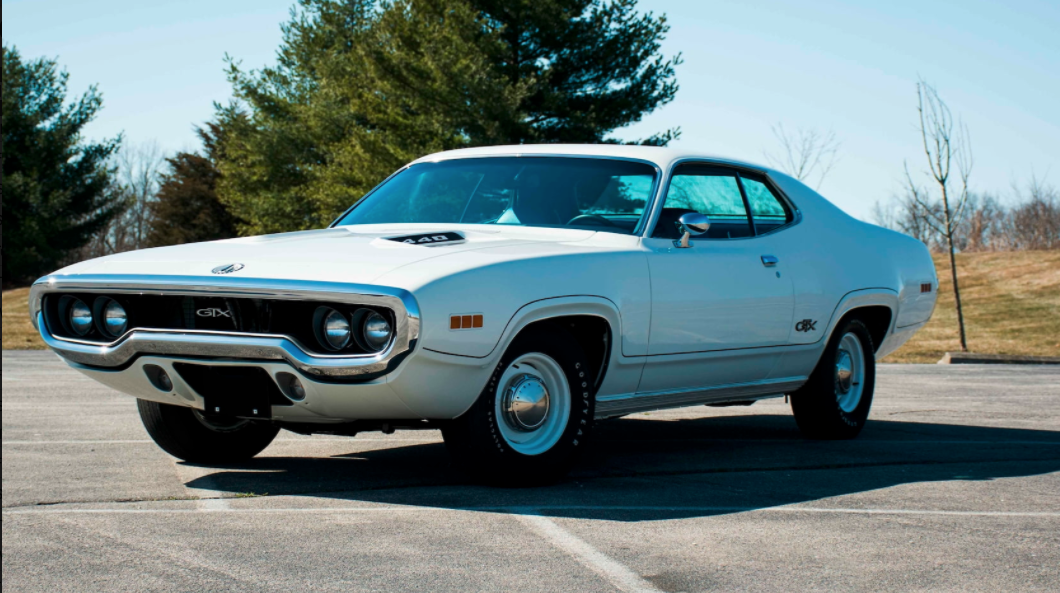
[596,377,806,418]
[30,275,420,378]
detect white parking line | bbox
[516,511,663,593]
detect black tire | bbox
[442,326,596,487]
[790,318,876,440]
[137,399,280,463]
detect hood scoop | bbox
[385,231,467,247]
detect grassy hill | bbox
[5,251,1059,361]
[883,250,1060,363]
[3,288,42,351]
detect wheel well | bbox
[516,316,613,390]
[841,306,893,352]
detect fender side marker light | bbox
[451,314,484,330]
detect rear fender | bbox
[771,289,898,381]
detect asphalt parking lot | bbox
[2,351,1058,593]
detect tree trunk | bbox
[945,236,968,351]
[940,186,969,352]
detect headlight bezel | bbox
[314,306,353,352]
[95,297,129,338]
[360,310,393,352]
[60,296,95,337]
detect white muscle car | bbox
[30,145,938,485]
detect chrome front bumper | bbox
[30,275,421,380]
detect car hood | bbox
[53,225,602,285]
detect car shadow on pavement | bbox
[183,415,1060,522]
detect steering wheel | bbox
[567,214,619,228]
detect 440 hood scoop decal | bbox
[386,232,466,246]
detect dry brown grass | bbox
[884,250,1060,363]
[4,251,1059,361]
[3,288,45,350]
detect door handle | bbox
[761,255,779,267]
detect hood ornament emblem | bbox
[212,263,245,275]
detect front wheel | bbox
[790,318,877,440]
[137,400,280,463]
[442,327,596,486]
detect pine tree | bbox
[218,0,681,235]
[147,122,240,247]
[2,44,122,284]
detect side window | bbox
[653,166,753,240]
[741,176,793,233]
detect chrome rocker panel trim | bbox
[30,275,421,379]
[596,377,807,418]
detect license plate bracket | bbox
[172,364,280,420]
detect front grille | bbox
[42,293,393,356]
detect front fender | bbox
[385,249,652,359]
[432,295,621,359]
[386,296,646,419]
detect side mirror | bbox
[675,213,711,248]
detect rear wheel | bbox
[137,400,280,463]
[790,318,876,440]
[442,327,596,486]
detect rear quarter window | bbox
[741,176,794,233]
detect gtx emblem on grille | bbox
[197,308,232,318]
[212,263,245,275]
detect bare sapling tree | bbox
[765,124,841,190]
[904,80,974,352]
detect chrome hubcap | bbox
[502,374,551,431]
[494,353,571,456]
[836,350,854,393]
[835,332,866,413]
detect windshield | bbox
[335,157,658,235]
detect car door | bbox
[639,164,796,394]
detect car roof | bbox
[411,144,779,175]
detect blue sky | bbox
[4,0,1059,219]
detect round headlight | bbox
[316,308,351,351]
[68,299,94,337]
[102,300,128,337]
[362,311,392,351]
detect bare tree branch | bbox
[903,162,945,232]
[950,120,974,230]
[764,124,841,191]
